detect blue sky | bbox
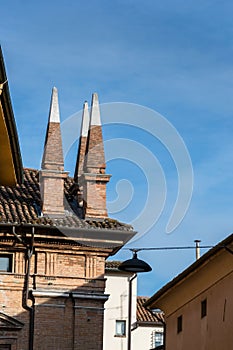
[1,0,233,296]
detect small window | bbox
[0,254,13,272]
[201,299,207,318]
[115,320,126,337]
[151,331,164,348]
[177,315,182,333]
[155,332,163,347]
[0,345,11,349]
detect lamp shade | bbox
[118,252,152,273]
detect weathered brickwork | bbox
[41,123,64,172]
[0,238,109,350]
[83,173,111,218]
[74,135,88,180]
[73,299,105,350]
[40,171,68,215]
[85,126,106,173]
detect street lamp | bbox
[118,250,152,350]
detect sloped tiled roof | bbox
[137,296,164,324]
[0,168,133,232]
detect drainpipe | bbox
[70,293,75,350]
[127,274,137,350]
[22,226,35,350]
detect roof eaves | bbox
[0,46,23,184]
[0,222,136,254]
[133,321,164,328]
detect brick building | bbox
[0,51,135,350]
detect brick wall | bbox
[85,126,106,173]
[40,170,68,215]
[0,237,109,350]
[41,123,64,171]
[75,135,88,180]
[73,297,106,350]
[83,174,111,218]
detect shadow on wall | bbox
[0,276,107,350]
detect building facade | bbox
[145,234,233,350]
[104,261,164,350]
[0,53,135,350]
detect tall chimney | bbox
[195,240,201,260]
[40,87,68,216]
[82,93,111,218]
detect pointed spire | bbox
[48,87,60,123]
[90,92,101,126]
[81,101,90,136]
[74,101,90,181]
[41,87,64,171]
[85,93,105,173]
[82,92,111,218]
[40,87,68,216]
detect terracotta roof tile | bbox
[137,296,164,323]
[0,168,133,232]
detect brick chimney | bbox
[40,87,68,216]
[82,93,111,218]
